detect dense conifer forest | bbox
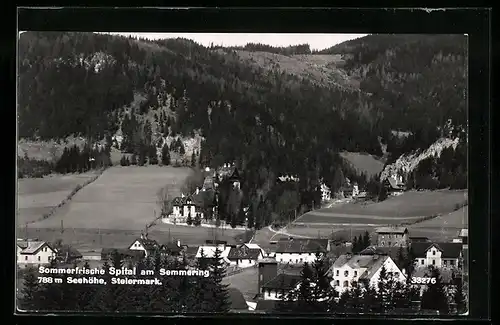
[17,32,467,223]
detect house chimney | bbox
[177,239,181,247]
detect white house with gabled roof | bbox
[17,241,57,268]
[328,253,405,296]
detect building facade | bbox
[274,238,329,265]
[411,242,463,269]
[375,227,409,247]
[17,241,57,268]
[329,254,405,295]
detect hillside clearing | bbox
[297,190,467,223]
[340,151,385,179]
[17,172,100,225]
[28,166,192,231]
[411,206,468,229]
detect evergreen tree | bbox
[362,231,371,248]
[19,267,41,310]
[186,212,193,225]
[421,266,449,314]
[191,151,196,167]
[208,247,230,312]
[120,155,127,166]
[148,145,158,164]
[179,141,185,155]
[194,213,202,226]
[352,236,359,253]
[131,153,137,165]
[161,143,171,165]
[294,262,316,312]
[453,274,467,314]
[311,253,334,311]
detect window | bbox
[280,259,283,262]
[432,250,436,256]
[444,260,448,266]
[421,259,424,265]
[354,271,358,277]
[344,270,349,277]
[260,274,263,281]
[382,241,385,246]
[388,242,392,246]
[335,280,340,286]
[38,256,41,261]
[25,256,28,261]
[432,260,436,265]
[300,258,303,263]
[43,247,47,252]
[343,281,349,287]
[450,260,455,266]
[336,270,339,276]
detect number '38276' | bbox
[411,277,436,284]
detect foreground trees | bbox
[19,247,230,313]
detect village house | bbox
[453,229,468,249]
[375,226,409,247]
[228,167,241,189]
[277,175,300,183]
[256,259,301,301]
[56,245,83,264]
[226,244,264,268]
[274,238,330,265]
[320,182,331,202]
[128,234,160,257]
[170,194,205,222]
[410,242,463,269]
[17,241,57,268]
[328,253,406,296]
[384,174,406,194]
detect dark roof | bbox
[255,300,278,311]
[410,237,431,243]
[275,239,328,253]
[385,177,405,190]
[101,248,145,259]
[184,246,199,257]
[131,237,159,251]
[206,239,227,245]
[410,242,463,258]
[163,242,183,253]
[228,168,241,182]
[262,273,301,290]
[227,246,262,260]
[227,287,248,310]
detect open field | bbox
[297,190,468,224]
[411,206,468,229]
[18,225,245,251]
[17,172,100,225]
[340,151,385,179]
[252,190,468,247]
[28,166,192,231]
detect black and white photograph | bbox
[16,28,469,315]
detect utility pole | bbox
[60,220,64,234]
[25,223,28,240]
[99,228,102,246]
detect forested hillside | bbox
[17,32,467,225]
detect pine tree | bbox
[19,266,41,310]
[208,247,230,313]
[352,236,359,253]
[120,155,127,166]
[131,153,137,165]
[161,143,171,165]
[453,274,467,314]
[421,266,449,314]
[311,252,333,311]
[186,212,193,225]
[294,262,316,312]
[191,151,196,167]
[363,231,371,248]
[376,264,393,313]
[194,213,202,226]
[149,145,158,165]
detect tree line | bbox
[55,144,112,174]
[19,247,231,313]
[274,255,467,315]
